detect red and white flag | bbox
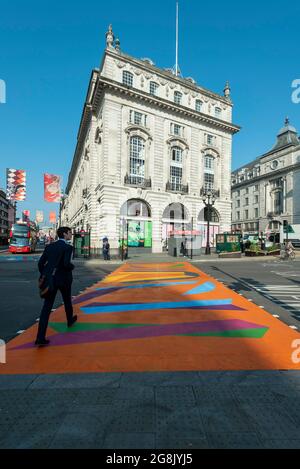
[44,173,62,203]
[6,168,26,201]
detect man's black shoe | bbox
[35,339,50,347]
[68,315,78,328]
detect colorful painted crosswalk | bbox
[1,262,300,374]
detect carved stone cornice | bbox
[166,136,189,150]
[124,125,152,141]
[96,77,240,134]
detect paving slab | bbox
[103,432,156,449]
[207,432,263,449]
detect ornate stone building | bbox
[60,26,240,254]
[231,119,300,237]
[0,189,16,245]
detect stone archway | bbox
[120,199,152,248]
[197,207,220,248]
[161,203,190,250]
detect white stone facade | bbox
[60,27,240,254]
[231,119,300,237]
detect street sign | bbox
[283,225,294,233]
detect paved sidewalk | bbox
[1,370,300,448]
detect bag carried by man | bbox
[38,251,64,299]
[38,268,57,299]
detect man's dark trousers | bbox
[36,239,75,342]
[36,283,73,341]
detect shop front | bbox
[120,199,152,250]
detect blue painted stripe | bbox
[81,299,233,314]
[183,281,216,295]
[95,280,198,291]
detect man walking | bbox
[35,226,77,346]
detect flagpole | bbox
[175,1,179,76]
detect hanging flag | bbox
[44,173,62,203]
[35,210,44,223]
[49,211,56,224]
[22,210,30,222]
[6,169,26,201]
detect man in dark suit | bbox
[35,226,77,346]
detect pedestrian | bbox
[102,237,110,260]
[35,226,77,346]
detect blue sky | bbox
[0,0,299,222]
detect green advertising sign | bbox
[128,221,144,247]
[144,221,152,247]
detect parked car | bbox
[289,239,300,248]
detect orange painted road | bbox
[1,262,300,374]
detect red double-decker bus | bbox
[9,221,38,253]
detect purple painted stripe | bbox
[72,287,121,305]
[81,302,245,311]
[13,319,265,350]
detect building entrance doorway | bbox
[120,199,152,252]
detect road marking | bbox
[17,330,25,334]
[289,325,299,330]
[273,315,280,318]
[0,280,31,283]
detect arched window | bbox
[163,203,189,221]
[120,199,151,217]
[174,91,182,105]
[149,81,159,96]
[198,207,220,223]
[195,99,203,112]
[123,71,133,87]
[130,136,145,183]
[172,146,183,163]
[204,154,215,191]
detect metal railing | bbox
[166,182,189,194]
[124,175,152,188]
[200,187,220,198]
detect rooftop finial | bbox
[106,24,115,49]
[224,81,231,100]
[285,116,290,126]
[115,37,121,52]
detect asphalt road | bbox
[195,258,300,330]
[0,252,117,342]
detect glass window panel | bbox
[149,82,159,96]
[123,71,133,87]
[195,100,202,112]
[174,91,182,105]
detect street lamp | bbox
[201,189,217,255]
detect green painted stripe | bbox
[49,322,153,333]
[178,328,269,339]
